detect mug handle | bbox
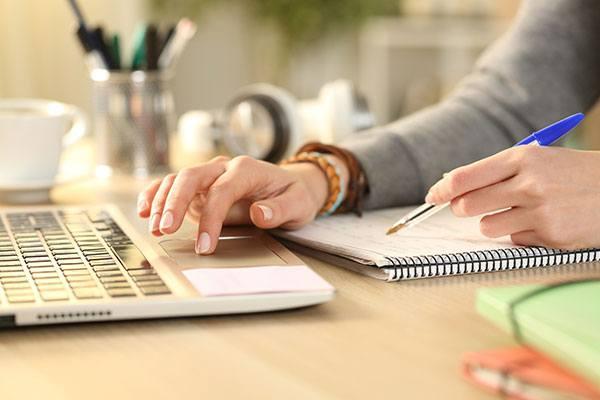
[63,105,89,147]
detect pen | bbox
[145,25,160,71]
[91,26,116,70]
[158,25,176,58]
[67,0,110,70]
[131,23,148,70]
[109,33,122,70]
[158,18,197,70]
[386,113,585,235]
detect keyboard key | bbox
[27,261,53,268]
[57,259,85,266]
[24,255,51,262]
[99,276,128,283]
[60,264,88,271]
[18,243,44,249]
[54,254,82,260]
[26,267,56,273]
[49,244,75,250]
[5,288,34,296]
[0,266,23,272]
[102,281,131,289]
[0,271,26,278]
[73,288,103,299]
[40,290,69,301]
[2,282,32,290]
[89,259,118,267]
[131,274,161,282]
[31,272,59,280]
[92,265,121,272]
[43,234,68,240]
[69,281,97,288]
[135,279,166,287]
[7,294,35,303]
[96,271,123,278]
[0,276,28,283]
[45,240,71,245]
[80,245,105,251]
[139,285,170,295]
[52,249,79,255]
[20,250,47,257]
[86,254,113,261]
[33,277,62,285]
[65,274,93,282]
[106,288,136,297]
[0,261,21,267]
[62,269,92,276]
[36,283,66,291]
[83,249,110,255]
[128,269,157,276]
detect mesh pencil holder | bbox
[90,70,175,178]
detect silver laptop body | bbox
[0,204,334,327]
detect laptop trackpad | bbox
[159,237,284,268]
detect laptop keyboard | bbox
[0,208,170,305]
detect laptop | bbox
[0,204,334,327]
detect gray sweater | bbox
[342,0,600,209]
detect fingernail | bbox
[257,205,273,221]
[137,198,149,212]
[149,214,160,233]
[196,232,211,254]
[160,211,173,231]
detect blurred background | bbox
[1,0,599,154]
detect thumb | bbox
[249,185,316,230]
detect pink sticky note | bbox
[182,266,334,297]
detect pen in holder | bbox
[90,69,175,178]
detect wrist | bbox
[281,162,330,213]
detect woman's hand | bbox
[137,155,332,255]
[425,146,600,249]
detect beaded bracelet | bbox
[280,151,347,216]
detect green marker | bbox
[130,23,148,70]
[110,33,121,70]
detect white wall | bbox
[0,0,358,118]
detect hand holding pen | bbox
[387,113,586,246]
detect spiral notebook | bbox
[273,207,600,281]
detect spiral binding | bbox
[383,247,600,281]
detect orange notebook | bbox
[462,347,600,400]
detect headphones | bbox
[178,79,375,163]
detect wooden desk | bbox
[2,177,599,400]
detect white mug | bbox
[0,98,87,185]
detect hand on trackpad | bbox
[159,236,284,268]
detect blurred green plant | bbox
[150,0,399,48]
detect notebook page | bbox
[273,207,518,266]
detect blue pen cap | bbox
[532,113,585,146]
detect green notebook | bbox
[476,281,600,386]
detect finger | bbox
[160,158,229,235]
[479,207,533,238]
[148,174,177,236]
[450,177,522,217]
[426,147,521,204]
[249,183,315,230]
[223,200,252,226]
[510,230,542,247]
[137,179,162,218]
[195,170,251,255]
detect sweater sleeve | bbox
[341,0,600,209]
